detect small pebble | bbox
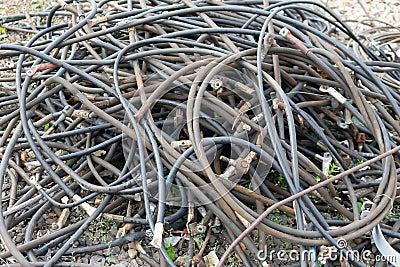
[90,255,105,265]
[112,246,120,254]
[15,235,23,243]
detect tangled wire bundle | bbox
[1,0,400,266]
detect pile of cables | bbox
[1,0,400,266]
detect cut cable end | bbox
[150,222,164,249]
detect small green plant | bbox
[225,243,237,267]
[43,122,50,131]
[227,255,235,266]
[387,206,400,219]
[283,241,290,249]
[213,237,221,251]
[98,216,114,228]
[71,207,86,223]
[194,233,205,249]
[105,243,113,265]
[30,0,50,12]
[271,209,281,224]
[165,242,176,260]
[0,27,7,34]
[171,187,181,197]
[71,209,117,245]
[357,199,364,212]
[328,163,340,178]
[277,173,288,190]
[351,160,370,172]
